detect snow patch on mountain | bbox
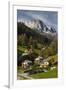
[21,19,56,33]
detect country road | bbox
[17,73,33,79]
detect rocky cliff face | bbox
[22,19,56,33]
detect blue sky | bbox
[17,10,58,30]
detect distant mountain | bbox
[23,19,56,33]
[17,22,55,45]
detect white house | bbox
[50,66,56,70]
[40,61,49,68]
[34,56,43,64]
[22,60,32,69]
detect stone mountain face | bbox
[23,19,56,33]
[24,19,43,32]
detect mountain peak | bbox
[20,19,56,33]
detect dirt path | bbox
[17,73,33,79]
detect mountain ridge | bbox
[19,19,56,33]
[17,22,57,46]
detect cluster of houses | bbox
[21,48,57,72]
[21,55,49,70]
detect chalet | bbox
[34,56,43,64]
[22,60,32,69]
[50,66,56,70]
[40,61,49,68]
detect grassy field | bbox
[17,45,26,52]
[29,68,58,79]
[17,66,58,79]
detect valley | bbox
[17,21,58,79]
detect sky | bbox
[17,10,58,30]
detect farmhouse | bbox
[40,61,49,68]
[34,56,43,64]
[22,60,32,69]
[50,66,56,70]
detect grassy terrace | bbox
[17,45,26,52]
[29,68,58,79]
